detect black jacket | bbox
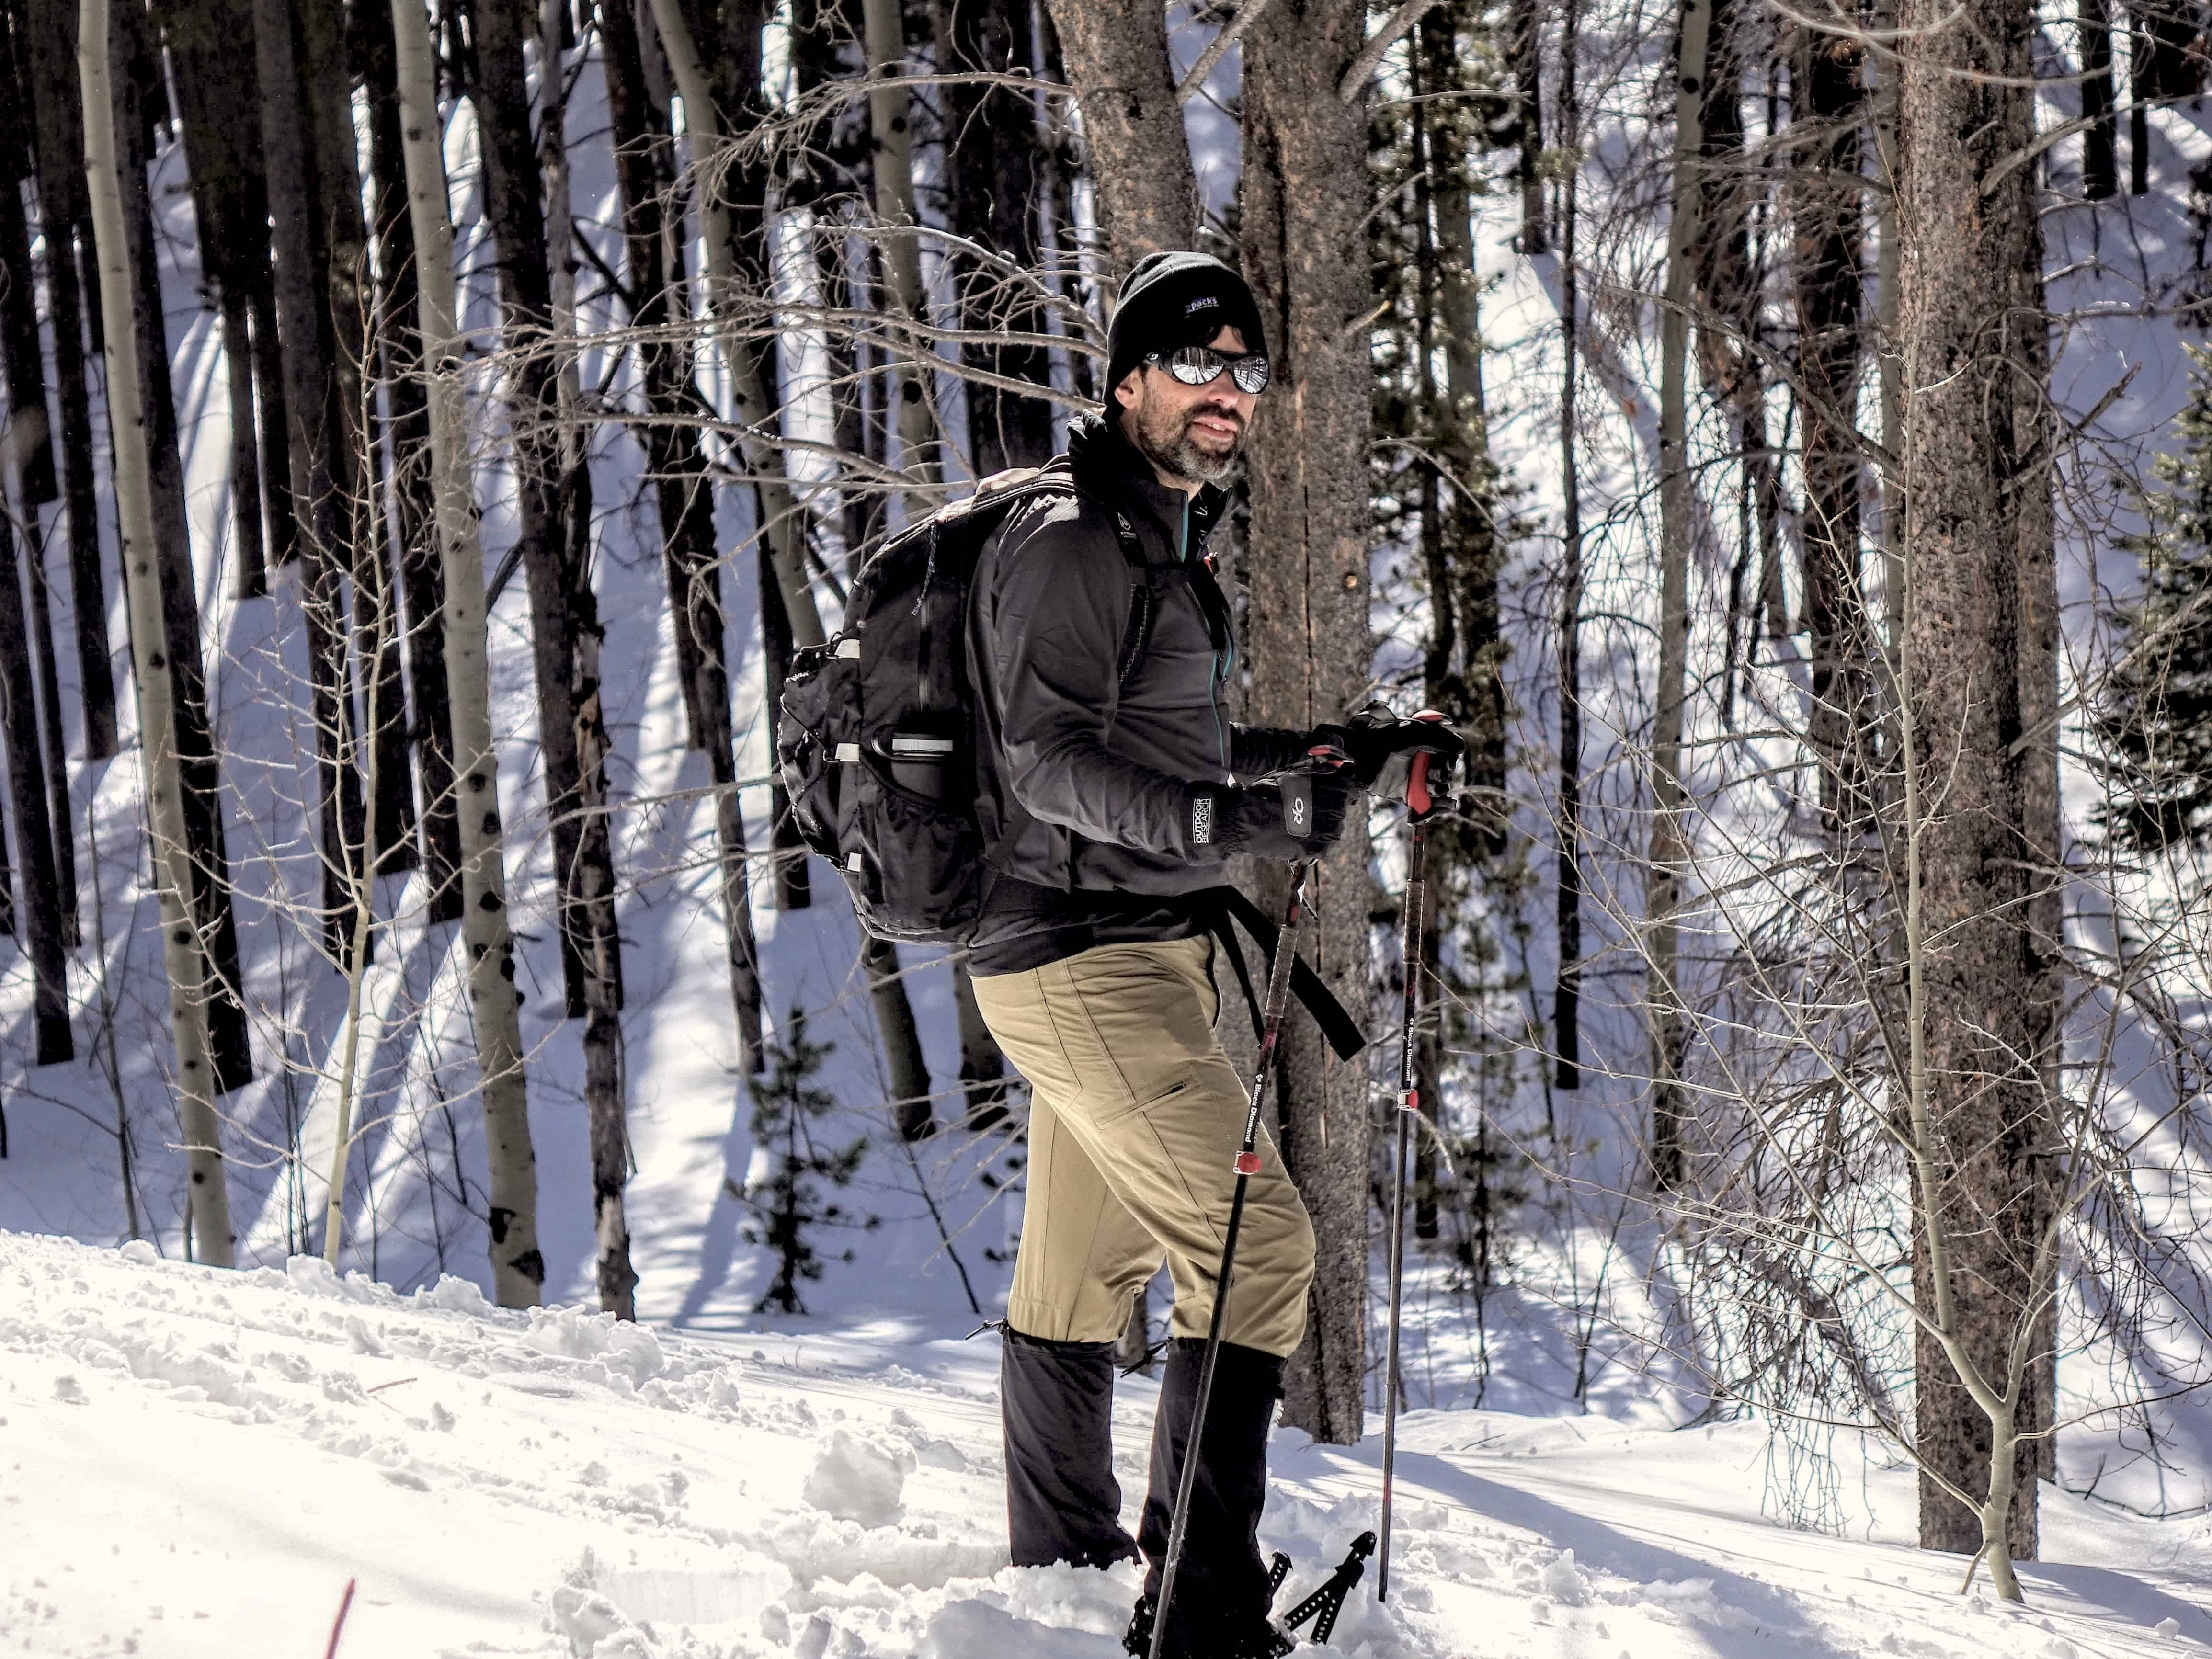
[967,417,1306,940]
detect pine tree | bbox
[2097,346,2212,855]
[731,1010,870,1315]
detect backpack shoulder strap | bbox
[970,461,1154,692]
[1105,506,1156,691]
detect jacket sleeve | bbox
[1230,724,1313,782]
[982,503,1222,861]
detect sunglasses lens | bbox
[1230,356,1271,395]
[1165,347,1225,386]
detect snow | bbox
[2,1230,2208,1658]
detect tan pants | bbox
[970,935,1316,1359]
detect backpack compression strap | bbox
[1197,885,1368,1062]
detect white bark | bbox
[78,0,233,1267]
[388,0,542,1307]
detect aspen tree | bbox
[77,0,231,1264]
[388,0,544,1307]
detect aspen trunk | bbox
[79,0,232,1266]
[1895,0,2057,1577]
[540,0,634,1314]
[388,0,544,1308]
[361,0,464,915]
[1042,0,1197,273]
[1240,0,1374,1444]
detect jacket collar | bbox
[1066,414,1230,562]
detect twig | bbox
[324,1578,357,1659]
[1177,0,1278,103]
[1339,0,1444,102]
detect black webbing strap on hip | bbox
[1193,885,1368,1062]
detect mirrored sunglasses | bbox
[1149,344,1272,396]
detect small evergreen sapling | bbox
[2098,345,2212,855]
[727,1008,869,1313]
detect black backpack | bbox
[775,460,1156,944]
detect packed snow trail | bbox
[0,1232,2204,1657]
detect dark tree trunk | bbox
[0,38,56,509]
[0,51,80,948]
[757,527,811,910]
[1896,0,2059,1568]
[1509,0,1547,253]
[2081,0,2117,200]
[114,0,255,1089]
[0,514,71,1060]
[475,0,596,1015]
[1794,27,1872,831]
[250,0,367,963]
[603,0,708,754]
[1240,0,1375,1446]
[1554,0,1583,1092]
[303,0,410,886]
[160,0,274,600]
[21,0,120,761]
[1042,0,1197,273]
[361,0,463,916]
[607,0,764,1073]
[939,0,1055,474]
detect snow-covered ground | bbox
[1,1229,2205,1658]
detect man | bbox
[964,251,1459,1657]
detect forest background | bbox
[4,0,2212,1606]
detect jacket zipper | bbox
[1182,498,1231,778]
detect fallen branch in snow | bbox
[324,1578,356,1659]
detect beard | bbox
[1128,392,1244,485]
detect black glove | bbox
[1314,708,1467,791]
[1185,777,1353,862]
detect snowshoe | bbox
[1122,1594,1293,1659]
[1126,1532,1374,1656]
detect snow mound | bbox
[803,1426,919,1526]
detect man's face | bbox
[1113,325,1260,489]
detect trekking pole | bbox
[1149,778,1322,1659]
[1378,735,1446,1603]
